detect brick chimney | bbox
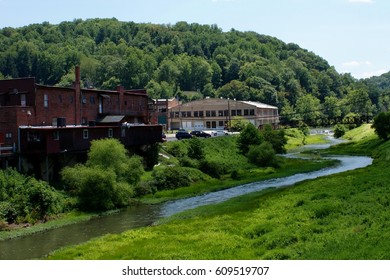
[73,66,82,125]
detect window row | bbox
[170,109,256,118]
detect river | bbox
[0,139,373,259]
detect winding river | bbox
[0,139,373,259]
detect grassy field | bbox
[46,125,390,260]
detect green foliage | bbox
[0,169,65,224]
[333,124,347,138]
[246,142,279,167]
[151,166,207,191]
[372,112,390,140]
[237,123,263,154]
[61,138,142,211]
[260,124,287,154]
[1,19,384,125]
[187,137,205,160]
[199,160,225,179]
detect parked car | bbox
[175,129,192,140]
[212,130,229,137]
[190,130,211,138]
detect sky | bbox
[1,0,389,79]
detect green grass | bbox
[46,125,390,260]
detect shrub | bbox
[187,137,205,160]
[237,123,263,155]
[333,124,347,138]
[372,112,390,140]
[199,160,225,179]
[152,166,192,190]
[247,142,279,167]
[260,124,287,154]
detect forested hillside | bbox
[0,18,387,125]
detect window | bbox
[199,111,204,117]
[194,111,199,117]
[44,94,48,108]
[206,121,211,128]
[83,129,89,140]
[219,121,224,127]
[249,109,255,116]
[237,110,242,116]
[244,109,249,116]
[108,128,113,138]
[5,132,12,139]
[90,96,95,104]
[218,110,224,117]
[231,110,236,116]
[53,131,59,141]
[206,111,211,117]
[211,111,216,117]
[28,132,41,142]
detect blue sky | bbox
[1,0,389,79]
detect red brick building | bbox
[0,67,162,180]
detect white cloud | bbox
[358,69,388,79]
[348,0,374,3]
[342,60,372,67]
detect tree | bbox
[247,142,279,167]
[61,138,143,211]
[260,124,287,154]
[237,123,263,154]
[372,112,390,140]
[187,137,205,160]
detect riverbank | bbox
[0,132,330,243]
[47,125,390,260]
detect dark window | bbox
[218,110,224,117]
[53,131,59,141]
[231,110,236,116]
[211,111,216,117]
[206,121,211,128]
[244,109,249,116]
[237,110,242,116]
[250,109,255,116]
[206,111,211,117]
[194,111,199,117]
[219,121,224,127]
[199,111,204,117]
[83,129,89,140]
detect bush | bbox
[151,166,209,191]
[187,137,205,160]
[247,142,279,167]
[0,168,65,224]
[199,160,225,179]
[260,124,287,154]
[237,123,263,155]
[333,124,347,138]
[372,112,390,140]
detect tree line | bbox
[1,18,389,125]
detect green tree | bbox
[237,123,263,154]
[260,124,287,154]
[247,142,278,167]
[187,137,205,160]
[372,112,390,140]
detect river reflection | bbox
[0,139,372,259]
